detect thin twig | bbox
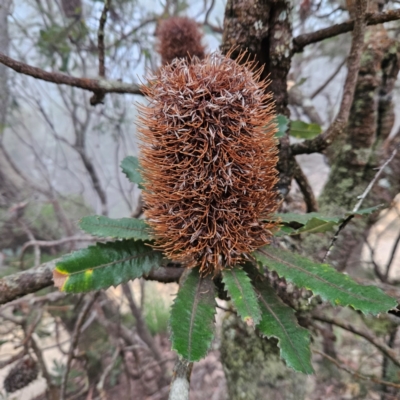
[291,0,368,156]
[384,230,400,281]
[311,57,346,99]
[314,349,400,390]
[313,314,400,369]
[20,235,96,264]
[31,335,59,400]
[121,283,168,386]
[60,292,99,400]
[293,160,318,212]
[323,144,399,261]
[0,350,26,369]
[97,345,120,400]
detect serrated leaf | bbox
[244,264,313,374]
[170,268,216,362]
[275,114,288,138]
[347,204,384,217]
[275,205,383,236]
[53,240,162,293]
[222,268,261,326]
[79,215,152,241]
[290,120,321,139]
[255,247,397,315]
[121,156,143,188]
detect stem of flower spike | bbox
[168,358,193,400]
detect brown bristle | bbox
[156,16,205,65]
[138,52,279,276]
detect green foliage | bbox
[121,156,143,188]
[290,120,321,139]
[245,263,313,374]
[275,205,383,236]
[79,215,152,241]
[275,115,288,138]
[169,268,216,362]
[254,247,396,315]
[274,115,321,140]
[222,268,261,326]
[54,240,163,293]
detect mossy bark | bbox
[307,17,400,272]
[219,2,308,397]
[220,314,307,400]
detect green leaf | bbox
[79,216,152,241]
[255,247,397,315]
[244,264,313,374]
[275,115,289,138]
[290,120,321,139]
[222,268,261,326]
[54,240,162,293]
[170,268,216,362]
[275,205,383,236]
[121,156,143,188]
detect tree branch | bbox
[0,258,184,305]
[313,313,400,369]
[291,0,367,155]
[0,52,143,106]
[293,9,400,53]
[314,349,400,390]
[293,160,318,212]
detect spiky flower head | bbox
[157,16,205,65]
[138,52,279,276]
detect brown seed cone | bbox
[138,52,279,276]
[156,17,205,65]
[3,357,39,393]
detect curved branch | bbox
[291,0,368,155]
[0,52,143,105]
[293,9,400,53]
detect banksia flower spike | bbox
[157,16,205,65]
[138,52,279,276]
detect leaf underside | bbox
[79,215,152,241]
[244,264,313,374]
[169,268,216,362]
[54,240,162,293]
[222,268,261,326]
[255,247,397,315]
[121,156,143,188]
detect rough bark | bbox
[220,314,307,400]
[221,0,294,197]
[308,5,400,271]
[219,2,308,397]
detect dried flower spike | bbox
[139,52,279,275]
[157,16,205,65]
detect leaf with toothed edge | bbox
[53,240,162,293]
[244,263,313,374]
[169,268,216,362]
[79,215,152,241]
[222,268,261,327]
[254,247,397,315]
[121,156,144,188]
